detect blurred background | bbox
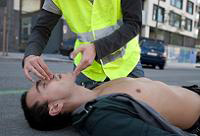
[0,0,200,63]
[0,1,200,136]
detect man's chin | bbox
[62,73,76,80]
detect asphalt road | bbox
[0,59,200,136]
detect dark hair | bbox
[21,92,72,131]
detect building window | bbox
[169,12,182,28]
[170,32,183,46]
[186,0,194,14]
[170,0,183,9]
[194,21,200,29]
[185,18,193,31]
[183,36,195,47]
[22,17,32,41]
[153,4,165,23]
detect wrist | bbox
[22,55,37,68]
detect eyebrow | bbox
[35,80,41,93]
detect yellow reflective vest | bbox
[53,0,141,81]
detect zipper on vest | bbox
[90,0,96,41]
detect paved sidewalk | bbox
[0,52,72,63]
[1,52,200,69]
[165,62,200,69]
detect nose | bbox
[53,74,61,80]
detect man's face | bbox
[26,73,75,108]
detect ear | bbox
[48,101,64,116]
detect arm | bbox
[94,0,142,60]
[23,0,62,81]
[24,9,61,59]
[24,0,62,60]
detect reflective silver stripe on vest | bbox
[77,32,94,43]
[95,20,123,41]
[101,46,126,65]
[42,0,62,15]
[77,20,127,65]
[77,20,123,42]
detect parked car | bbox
[59,38,75,56]
[140,38,167,69]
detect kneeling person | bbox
[21,73,200,135]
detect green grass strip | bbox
[0,90,26,95]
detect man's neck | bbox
[63,85,98,112]
[74,85,98,103]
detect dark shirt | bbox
[72,94,191,136]
[24,0,142,61]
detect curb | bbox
[0,53,73,63]
[165,62,196,68]
[165,62,200,69]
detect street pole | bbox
[18,0,22,50]
[5,0,10,56]
[155,0,161,40]
[2,6,7,56]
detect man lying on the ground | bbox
[21,73,200,136]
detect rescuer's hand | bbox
[71,44,96,76]
[24,55,54,82]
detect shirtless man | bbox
[21,73,200,135]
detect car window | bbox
[141,41,164,52]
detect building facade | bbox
[0,0,63,53]
[0,0,18,52]
[142,0,200,48]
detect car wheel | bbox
[159,65,164,70]
[152,65,156,69]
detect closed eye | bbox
[38,80,47,89]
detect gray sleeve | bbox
[42,0,62,15]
